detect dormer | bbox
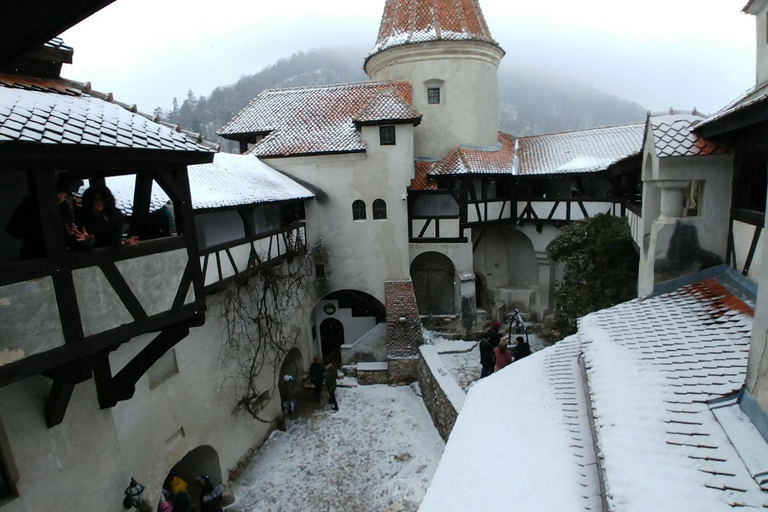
[745,0,768,85]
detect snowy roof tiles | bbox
[519,122,645,175]
[94,153,313,215]
[423,268,765,511]
[0,73,216,153]
[367,0,501,61]
[219,81,420,158]
[650,111,730,158]
[410,124,644,189]
[695,82,768,134]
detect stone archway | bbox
[320,318,344,367]
[164,445,222,508]
[410,252,456,315]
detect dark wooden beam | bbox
[132,172,154,219]
[44,380,76,429]
[99,261,148,321]
[33,170,84,345]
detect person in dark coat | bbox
[5,172,82,259]
[196,474,224,512]
[74,185,131,248]
[279,374,297,415]
[512,335,532,362]
[309,356,325,402]
[173,490,194,512]
[324,363,339,411]
[479,338,495,378]
[482,320,503,349]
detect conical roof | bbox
[367,0,501,61]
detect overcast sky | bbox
[61,0,755,115]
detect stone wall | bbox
[417,345,466,441]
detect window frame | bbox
[427,87,441,105]
[372,199,387,220]
[379,126,396,146]
[352,200,367,221]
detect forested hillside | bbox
[159,47,646,153]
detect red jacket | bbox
[494,346,512,371]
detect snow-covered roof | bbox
[695,82,768,132]
[0,73,216,153]
[519,123,645,175]
[366,0,502,62]
[649,111,731,158]
[86,153,313,215]
[218,81,420,158]
[410,124,644,189]
[422,268,766,511]
[43,37,73,54]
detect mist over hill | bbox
[160,47,646,153]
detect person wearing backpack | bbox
[309,356,325,402]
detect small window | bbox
[352,200,366,220]
[315,264,326,278]
[428,87,441,104]
[373,199,387,220]
[379,126,396,146]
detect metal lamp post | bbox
[123,478,145,510]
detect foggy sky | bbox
[61,0,755,115]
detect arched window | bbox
[373,199,387,220]
[352,200,366,220]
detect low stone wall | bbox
[357,362,389,385]
[388,356,419,384]
[417,345,466,441]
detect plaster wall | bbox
[747,196,768,412]
[366,42,503,159]
[756,6,768,86]
[0,288,314,512]
[639,153,734,296]
[265,124,414,304]
[195,210,245,248]
[0,277,64,364]
[314,300,378,347]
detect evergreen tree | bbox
[548,214,639,336]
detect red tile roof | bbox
[650,111,731,158]
[219,81,420,158]
[519,123,645,175]
[368,0,501,61]
[410,124,644,189]
[0,73,217,152]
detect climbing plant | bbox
[548,214,638,336]
[217,235,319,422]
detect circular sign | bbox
[324,303,336,315]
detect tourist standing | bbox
[196,474,224,512]
[483,321,503,349]
[494,338,513,372]
[309,356,325,402]
[479,338,495,378]
[279,374,297,415]
[512,336,532,362]
[324,363,339,411]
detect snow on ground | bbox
[423,329,549,392]
[230,384,444,512]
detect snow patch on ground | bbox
[230,385,444,512]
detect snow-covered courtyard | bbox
[229,384,445,512]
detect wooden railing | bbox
[199,221,307,291]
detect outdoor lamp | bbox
[123,478,145,509]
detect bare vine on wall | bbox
[217,233,319,422]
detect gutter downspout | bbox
[579,355,609,512]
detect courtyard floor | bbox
[229,383,445,512]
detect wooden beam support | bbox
[33,170,85,345]
[44,380,76,429]
[99,261,148,321]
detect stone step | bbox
[356,361,388,386]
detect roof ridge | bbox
[261,79,410,95]
[514,122,645,139]
[648,108,707,119]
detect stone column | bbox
[658,180,689,220]
[385,280,424,383]
[535,252,554,318]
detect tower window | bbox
[352,200,367,220]
[379,126,396,146]
[428,87,441,104]
[373,199,387,220]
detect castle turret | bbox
[365,0,505,159]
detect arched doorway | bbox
[279,347,303,381]
[320,318,344,366]
[164,445,222,508]
[410,252,456,315]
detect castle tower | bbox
[365,0,505,159]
